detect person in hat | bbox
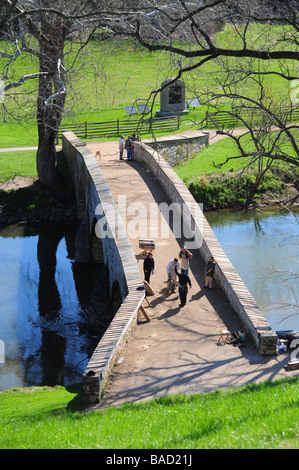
[204,255,216,290]
[178,245,193,276]
[119,135,125,160]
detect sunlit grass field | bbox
[1,377,299,449]
[0,23,295,148]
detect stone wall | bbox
[144,131,209,166]
[134,141,277,356]
[62,132,145,404]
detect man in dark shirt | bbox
[175,266,192,307]
[143,252,155,284]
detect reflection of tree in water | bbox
[253,214,265,236]
[37,225,65,318]
[22,223,121,387]
[37,225,66,386]
[72,261,111,357]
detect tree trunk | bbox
[36,128,59,188]
[36,14,67,189]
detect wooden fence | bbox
[205,106,299,129]
[56,115,180,141]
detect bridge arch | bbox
[90,217,104,263]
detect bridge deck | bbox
[86,140,297,408]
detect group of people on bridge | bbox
[143,246,216,308]
[119,135,140,161]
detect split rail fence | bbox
[56,115,180,142]
[205,105,299,129]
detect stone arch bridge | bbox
[62,131,284,406]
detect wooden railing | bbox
[205,106,299,129]
[56,115,180,141]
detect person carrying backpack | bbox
[125,135,134,161]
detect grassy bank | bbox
[0,150,37,182]
[174,136,299,210]
[1,377,299,449]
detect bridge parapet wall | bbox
[143,131,209,166]
[62,132,145,404]
[134,142,277,356]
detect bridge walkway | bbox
[86,140,295,409]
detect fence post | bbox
[85,121,88,139]
[149,116,152,133]
[205,111,209,128]
[117,119,119,136]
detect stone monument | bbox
[156,78,188,117]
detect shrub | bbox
[187,170,288,210]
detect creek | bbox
[0,222,112,392]
[2,206,299,391]
[205,206,299,333]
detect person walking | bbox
[178,245,193,276]
[165,258,180,294]
[175,265,192,307]
[119,135,125,160]
[143,252,155,284]
[204,255,216,290]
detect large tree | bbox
[1,0,115,188]
[2,0,299,188]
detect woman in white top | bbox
[178,246,193,275]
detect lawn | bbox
[174,137,248,181]
[1,377,299,449]
[0,150,37,182]
[174,129,299,183]
[1,24,295,148]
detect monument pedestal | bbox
[156,109,189,117]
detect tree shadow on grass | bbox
[66,383,85,412]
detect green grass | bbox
[1,378,299,449]
[0,122,38,147]
[1,23,295,148]
[174,130,299,183]
[175,137,248,181]
[0,150,37,182]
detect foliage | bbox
[187,170,287,210]
[174,135,299,209]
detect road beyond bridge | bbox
[84,139,298,409]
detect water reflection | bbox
[0,223,115,391]
[205,206,299,332]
